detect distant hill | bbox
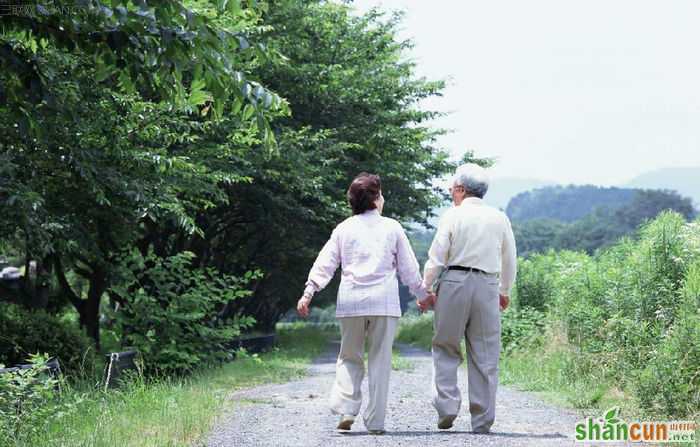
[418,176,698,260]
[426,168,699,228]
[624,167,700,206]
[483,177,556,210]
[423,177,555,227]
[506,185,638,223]
[512,189,696,256]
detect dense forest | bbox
[0,0,474,376]
[509,186,696,256]
[409,185,697,261]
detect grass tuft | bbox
[14,324,335,447]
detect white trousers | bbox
[329,316,398,431]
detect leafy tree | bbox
[0,1,283,347]
[1,0,282,133]
[149,0,458,329]
[511,219,567,257]
[1,0,462,348]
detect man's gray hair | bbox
[453,163,490,198]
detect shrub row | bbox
[514,212,700,417]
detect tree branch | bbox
[53,255,82,309]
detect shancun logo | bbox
[574,407,696,443]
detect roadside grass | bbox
[500,336,700,445]
[25,324,334,447]
[395,313,433,351]
[396,313,646,419]
[391,349,413,371]
[497,330,638,418]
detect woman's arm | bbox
[395,225,428,301]
[298,228,342,317]
[303,228,342,298]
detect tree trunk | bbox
[81,269,106,350]
[54,255,106,349]
[28,256,52,309]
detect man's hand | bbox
[416,292,436,313]
[499,294,509,312]
[297,295,312,318]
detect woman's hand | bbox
[416,292,436,313]
[297,295,312,318]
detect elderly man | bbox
[420,163,517,433]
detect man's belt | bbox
[447,265,487,274]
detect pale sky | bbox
[350,0,700,185]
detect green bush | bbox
[0,303,92,376]
[396,313,433,351]
[0,354,78,446]
[514,254,555,311]
[112,251,257,376]
[508,212,700,418]
[501,306,545,353]
[638,254,700,417]
[599,313,661,383]
[515,249,590,309]
[562,297,607,353]
[682,257,700,308]
[636,308,700,417]
[629,212,697,324]
[307,305,337,324]
[281,305,338,324]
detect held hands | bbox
[297,294,312,318]
[499,294,509,312]
[416,291,437,313]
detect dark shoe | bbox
[337,415,355,430]
[472,426,491,434]
[368,429,385,435]
[438,414,457,430]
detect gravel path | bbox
[207,342,585,446]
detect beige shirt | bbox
[423,197,517,295]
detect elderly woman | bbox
[297,172,431,434]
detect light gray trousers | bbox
[431,269,501,432]
[329,316,398,431]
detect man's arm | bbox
[423,210,452,292]
[499,214,517,297]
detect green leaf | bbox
[242,104,255,121]
[228,0,241,15]
[187,78,212,108]
[216,0,228,13]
